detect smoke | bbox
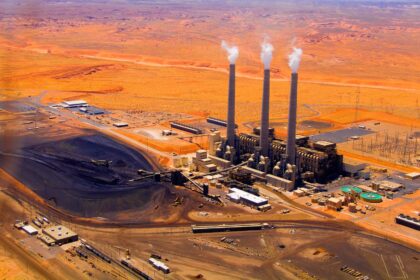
[260,40,274,70]
[288,47,303,73]
[221,40,239,64]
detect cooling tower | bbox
[286,73,298,165]
[227,64,236,147]
[259,69,270,156]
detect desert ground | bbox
[0,0,419,279]
[1,1,419,168]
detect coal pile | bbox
[0,134,172,218]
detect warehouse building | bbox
[405,172,420,180]
[79,106,105,115]
[227,188,268,208]
[149,258,170,274]
[396,214,420,231]
[170,121,202,135]
[62,100,88,108]
[113,122,129,128]
[22,225,38,236]
[192,223,268,233]
[379,181,404,192]
[326,197,344,211]
[42,225,78,245]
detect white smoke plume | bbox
[288,47,303,73]
[221,40,239,64]
[260,39,274,70]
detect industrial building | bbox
[375,180,404,192]
[113,122,128,128]
[42,225,78,245]
[326,197,344,210]
[170,121,203,135]
[395,214,420,231]
[192,150,217,173]
[191,223,268,233]
[208,54,343,190]
[62,100,88,108]
[207,117,237,128]
[38,234,56,246]
[342,159,368,177]
[149,258,170,274]
[79,106,105,115]
[22,225,38,236]
[227,187,269,208]
[405,172,420,180]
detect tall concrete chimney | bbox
[286,73,298,165]
[259,69,270,156]
[227,64,236,147]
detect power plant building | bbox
[209,53,343,190]
[192,150,217,173]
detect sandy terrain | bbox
[1,0,419,170]
[0,1,419,279]
[0,1,419,127]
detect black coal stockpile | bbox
[0,134,171,217]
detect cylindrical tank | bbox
[361,192,382,203]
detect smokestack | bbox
[286,48,303,165]
[286,72,298,164]
[260,69,270,156]
[221,41,239,147]
[227,64,236,146]
[259,41,274,156]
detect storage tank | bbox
[361,192,382,203]
[341,185,362,195]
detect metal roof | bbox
[229,188,268,205]
[63,100,87,105]
[22,225,38,235]
[43,225,77,241]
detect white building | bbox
[227,188,268,207]
[22,225,38,236]
[149,258,170,274]
[113,122,129,128]
[62,100,88,108]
